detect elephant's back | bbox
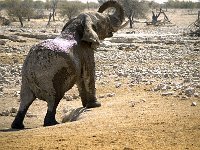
[23,45,72,76]
[22,45,77,101]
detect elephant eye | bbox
[92,24,97,32]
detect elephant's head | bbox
[62,1,124,48]
[98,1,125,32]
[81,1,125,48]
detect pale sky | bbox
[38,0,200,3]
[75,0,199,3]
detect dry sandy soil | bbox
[0,9,200,150]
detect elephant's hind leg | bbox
[43,97,60,126]
[44,67,69,126]
[11,83,36,129]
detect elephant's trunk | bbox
[98,1,124,31]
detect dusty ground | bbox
[0,9,200,150]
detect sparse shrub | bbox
[32,9,46,19]
[59,1,85,20]
[5,0,34,27]
[165,0,200,9]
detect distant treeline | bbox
[164,0,200,9]
[0,0,100,27]
[0,0,199,27]
[0,0,99,10]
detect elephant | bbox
[11,1,125,129]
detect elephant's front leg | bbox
[77,62,101,108]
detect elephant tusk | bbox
[112,20,129,31]
[119,20,129,29]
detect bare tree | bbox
[6,0,34,27]
[23,0,34,21]
[188,11,200,36]
[47,0,58,25]
[45,0,51,10]
[51,0,58,21]
[59,1,85,20]
[120,0,149,28]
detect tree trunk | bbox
[52,8,56,21]
[28,16,30,21]
[47,13,52,26]
[87,1,89,10]
[152,11,157,25]
[128,17,133,28]
[19,16,23,27]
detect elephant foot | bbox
[11,121,25,129]
[44,111,59,127]
[86,101,101,108]
[11,111,26,129]
[44,120,59,127]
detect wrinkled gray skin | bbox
[11,1,124,129]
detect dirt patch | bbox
[0,85,200,150]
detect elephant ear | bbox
[81,15,100,49]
